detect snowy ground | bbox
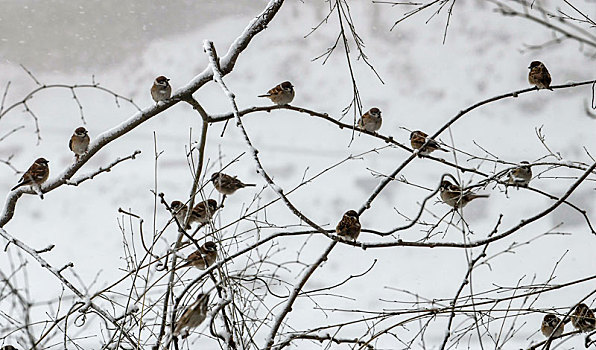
[1,0,595,349]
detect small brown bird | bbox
[171,199,218,229]
[439,180,489,209]
[258,81,295,105]
[357,107,382,132]
[181,241,218,269]
[151,75,172,103]
[11,158,50,195]
[69,127,90,160]
[170,200,191,229]
[336,210,361,241]
[528,61,552,90]
[173,293,210,336]
[571,303,596,332]
[191,199,218,224]
[508,161,532,187]
[410,130,448,157]
[541,313,564,338]
[211,172,256,195]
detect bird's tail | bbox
[244,183,257,187]
[10,182,23,191]
[257,94,270,98]
[471,194,489,199]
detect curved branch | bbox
[209,100,596,233]
[266,241,338,350]
[66,150,141,186]
[0,0,285,228]
[204,37,342,349]
[358,79,596,215]
[343,160,596,249]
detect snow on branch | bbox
[203,40,330,237]
[66,150,141,186]
[0,0,285,228]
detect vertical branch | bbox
[439,216,501,350]
[203,40,329,236]
[203,39,338,349]
[154,108,209,348]
[336,0,363,121]
[0,81,11,116]
[183,97,210,222]
[134,133,161,346]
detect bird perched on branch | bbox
[211,172,256,195]
[181,241,218,270]
[571,303,596,332]
[357,107,382,132]
[11,158,50,198]
[151,75,172,103]
[258,81,294,105]
[541,313,564,338]
[410,130,448,157]
[528,61,552,90]
[69,127,90,160]
[192,199,218,224]
[174,293,210,336]
[336,210,361,241]
[439,180,489,209]
[170,200,191,229]
[170,199,218,228]
[507,161,532,187]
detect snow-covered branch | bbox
[65,150,141,186]
[0,0,285,228]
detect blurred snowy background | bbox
[1,0,595,349]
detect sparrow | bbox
[11,158,50,193]
[439,180,489,209]
[410,130,448,157]
[258,81,295,105]
[173,293,210,336]
[357,107,382,132]
[571,303,596,332]
[211,172,256,195]
[541,313,564,338]
[528,61,552,90]
[336,210,361,241]
[151,75,172,103]
[507,161,532,187]
[191,199,218,224]
[170,200,191,229]
[181,241,218,269]
[69,127,90,160]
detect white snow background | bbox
[1,0,595,349]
